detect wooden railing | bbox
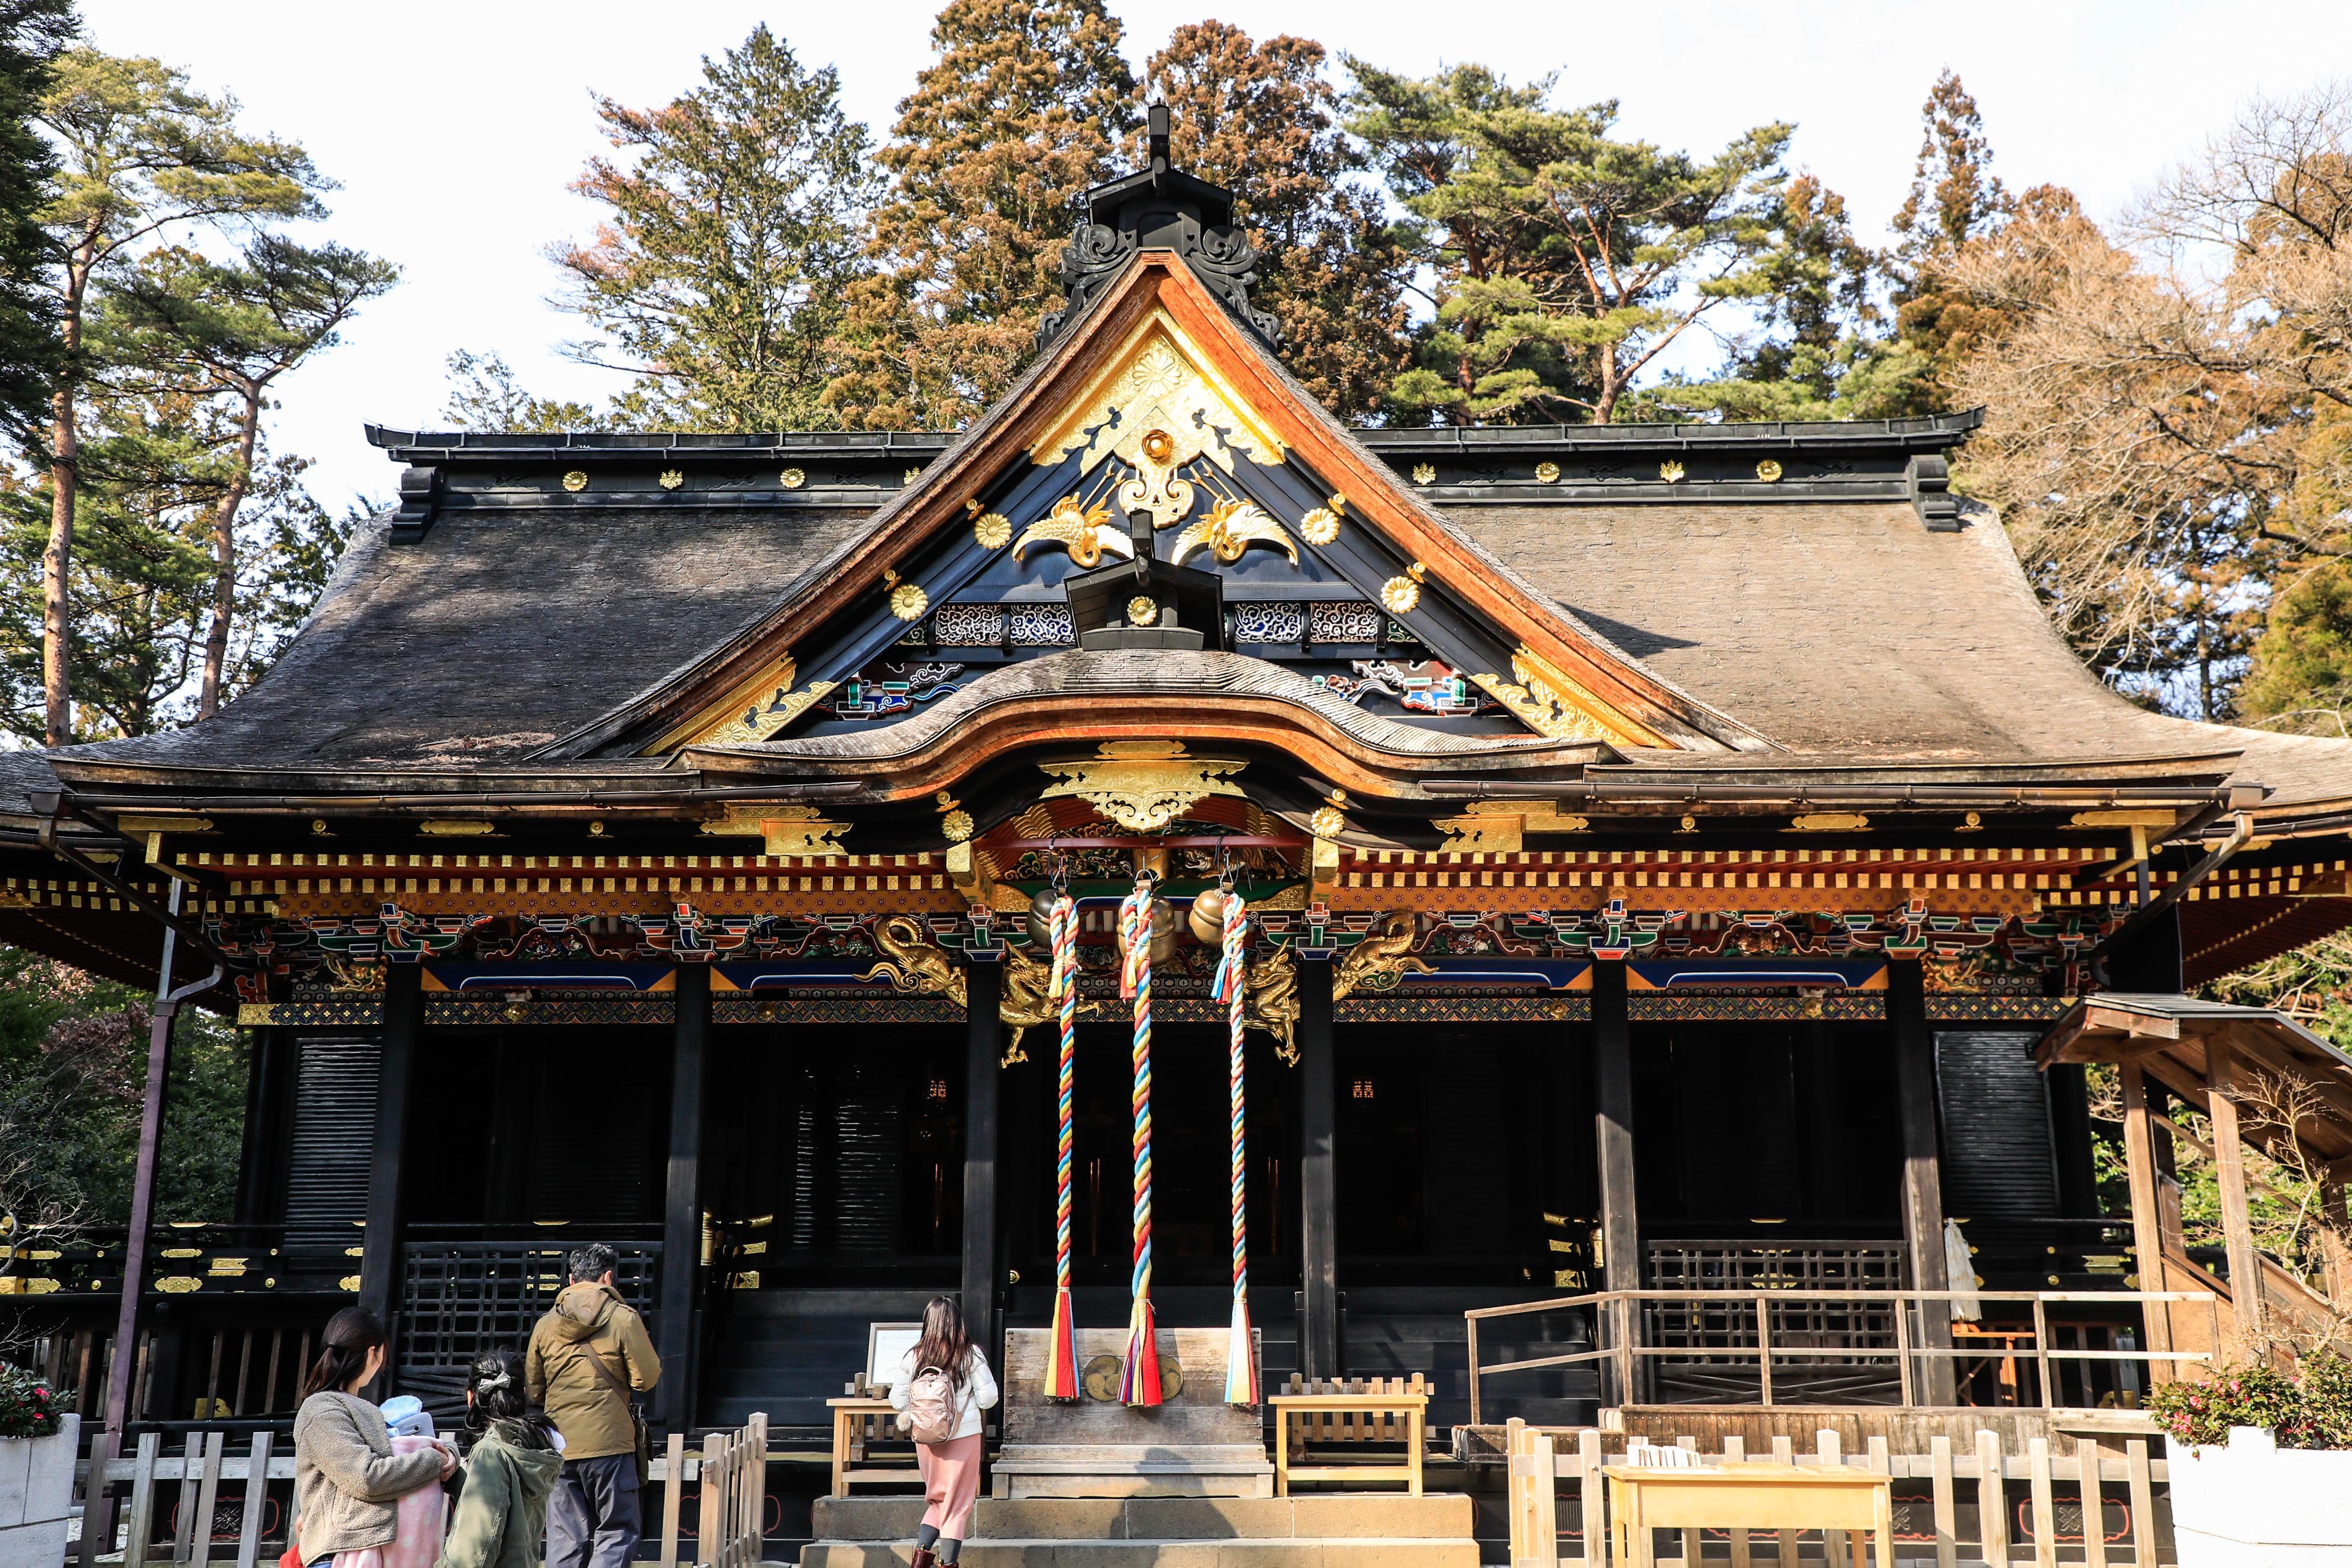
[1466,1289,2222,1422]
[77,1417,771,1568]
[1505,1419,2170,1568]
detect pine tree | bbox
[100,235,396,718]
[0,0,74,445]
[826,0,1135,429]
[551,25,879,431]
[1144,22,1409,417]
[1888,69,2021,399]
[35,49,326,744]
[439,351,603,433]
[1347,62,1792,425]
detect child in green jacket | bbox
[436,1351,562,1568]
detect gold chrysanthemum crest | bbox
[1300,506,1341,546]
[1379,561,1428,615]
[884,570,929,621]
[973,511,1011,550]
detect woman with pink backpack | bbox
[888,1297,998,1568]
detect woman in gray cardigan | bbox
[292,1309,455,1567]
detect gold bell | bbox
[1188,886,1232,945]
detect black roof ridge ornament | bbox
[1036,101,1280,353]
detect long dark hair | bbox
[913,1296,971,1393]
[301,1307,388,1400]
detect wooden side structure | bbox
[1506,1420,2168,1568]
[2040,993,2352,1364]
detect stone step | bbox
[811,1495,1474,1543]
[801,1540,1478,1568]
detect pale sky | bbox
[77,0,2352,509]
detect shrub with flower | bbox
[0,1362,68,1438]
[2148,1352,2352,1449]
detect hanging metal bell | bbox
[1188,886,1231,945]
[1136,896,1180,963]
[1027,887,1061,948]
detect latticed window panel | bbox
[1644,1241,1905,1292]
[931,604,1007,646]
[1007,603,1075,646]
[1308,601,1384,643]
[396,1241,659,1414]
[1232,602,1307,643]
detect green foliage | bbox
[31,46,342,744]
[2149,1353,2352,1450]
[0,0,75,443]
[2240,551,2352,738]
[1345,61,1794,425]
[0,1362,69,1435]
[439,351,603,434]
[551,25,879,431]
[0,947,247,1232]
[827,0,1135,428]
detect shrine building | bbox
[14,118,2352,1516]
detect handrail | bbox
[1463,1287,2223,1422]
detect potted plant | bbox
[0,1363,78,1568]
[2150,1352,2352,1564]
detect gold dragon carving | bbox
[1331,912,1437,1003]
[861,915,968,1009]
[997,944,1057,1066]
[1245,946,1301,1063]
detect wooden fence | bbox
[1467,1290,2221,1422]
[76,1417,772,1568]
[1505,1420,2169,1568]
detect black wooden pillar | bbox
[2048,1063,2100,1219]
[234,1026,294,1225]
[358,963,423,1380]
[1592,960,1639,1293]
[659,964,710,1431]
[1297,955,1340,1380]
[1794,1022,1845,1224]
[1889,959,1956,1402]
[960,960,1004,1363]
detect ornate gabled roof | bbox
[552,247,1769,762]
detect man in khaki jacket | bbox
[527,1244,661,1568]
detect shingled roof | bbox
[1449,497,2352,817]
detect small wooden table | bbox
[826,1397,918,1496]
[1602,1463,1893,1568]
[1267,1390,1426,1497]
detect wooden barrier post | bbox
[659,1432,687,1568]
[235,1434,270,1568]
[1974,1429,2009,1568]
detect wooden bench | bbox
[828,1386,920,1496]
[1268,1374,1428,1496]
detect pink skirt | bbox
[915,1433,984,1539]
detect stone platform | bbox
[799,1494,1480,1568]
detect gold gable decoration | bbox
[1471,646,1659,749]
[1037,740,1247,832]
[694,680,838,749]
[1030,315,1285,530]
[702,803,850,856]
